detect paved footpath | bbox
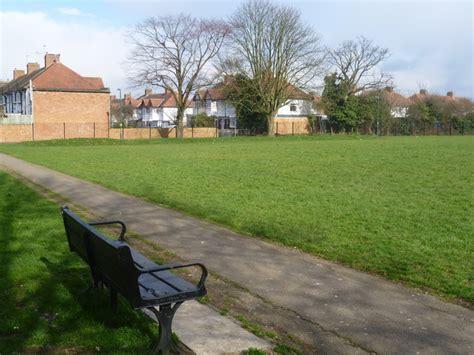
[1,153,473,354]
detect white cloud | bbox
[58,7,82,16]
[0,11,129,93]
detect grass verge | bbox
[0,171,157,353]
[1,135,472,302]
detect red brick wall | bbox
[0,125,33,143]
[275,118,310,135]
[33,91,110,125]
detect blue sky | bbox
[1,0,473,99]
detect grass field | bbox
[0,172,157,352]
[1,135,472,303]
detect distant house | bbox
[193,81,237,129]
[0,53,110,125]
[382,87,413,118]
[192,79,315,129]
[135,89,193,128]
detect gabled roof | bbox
[194,82,313,102]
[287,84,313,100]
[0,67,47,94]
[125,98,142,108]
[142,91,192,108]
[384,91,412,107]
[0,62,109,94]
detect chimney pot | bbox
[44,53,60,68]
[27,62,40,75]
[384,86,393,93]
[13,69,25,80]
[124,93,131,101]
[145,88,152,97]
[419,89,427,96]
[447,91,454,98]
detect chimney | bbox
[384,86,393,93]
[144,88,152,97]
[124,93,131,101]
[13,69,25,80]
[419,89,427,96]
[27,62,40,75]
[44,53,60,68]
[110,95,116,100]
[446,91,454,98]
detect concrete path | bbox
[1,153,473,354]
[144,301,270,354]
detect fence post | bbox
[276,121,279,136]
[108,125,110,139]
[149,126,151,140]
[215,122,218,138]
[292,122,294,136]
[192,125,194,138]
[32,123,34,141]
[93,122,96,139]
[63,122,65,139]
[449,120,452,135]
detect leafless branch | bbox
[328,36,392,96]
[225,0,327,134]
[126,14,231,137]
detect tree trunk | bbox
[176,107,185,138]
[267,112,278,136]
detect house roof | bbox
[142,91,192,108]
[125,98,142,108]
[194,81,313,102]
[384,91,412,107]
[361,89,413,108]
[287,84,313,100]
[0,62,109,94]
[0,67,47,94]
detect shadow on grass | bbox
[0,173,156,353]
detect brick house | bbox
[0,53,110,126]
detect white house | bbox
[135,89,193,128]
[383,87,412,118]
[192,80,316,129]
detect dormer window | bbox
[290,104,297,112]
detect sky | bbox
[0,0,473,99]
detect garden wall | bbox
[0,123,218,143]
[275,118,310,135]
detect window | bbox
[224,119,230,129]
[290,104,297,112]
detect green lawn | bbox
[1,135,473,303]
[0,172,157,353]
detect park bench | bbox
[60,206,208,354]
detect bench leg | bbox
[149,302,183,355]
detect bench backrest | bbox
[87,230,141,302]
[61,207,141,304]
[61,207,92,263]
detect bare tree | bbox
[227,0,326,135]
[128,14,230,137]
[328,36,391,97]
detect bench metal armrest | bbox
[88,220,127,241]
[140,262,208,290]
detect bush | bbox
[191,113,216,127]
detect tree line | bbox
[127,0,473,137]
